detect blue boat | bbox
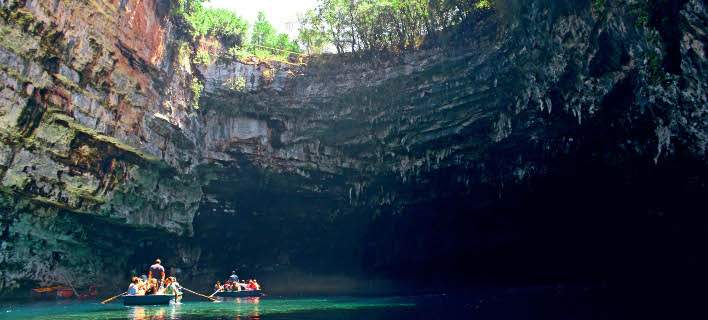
[215,290,265,298]
[122,294,175,306]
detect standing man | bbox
[148,258,166,287]
[229,270,239,283]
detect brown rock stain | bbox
[118,0,167,67]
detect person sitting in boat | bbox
[232,281,245,291]
[247,280,257,290]
[148,259,166,286]
[171,277,183,292]
[214,281,223,292]
[230,280,244,291]
[144,278,159,295]
[139,277,149,294]
[253,279,261,290]
[127,277,141,296]
[163,277,183,297]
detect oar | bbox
[182,287,218,302]
[208,288,222,298]
[100,291,128,304]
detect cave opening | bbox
[0,0,706,318]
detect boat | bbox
[77,286,99,300]
[215,290,265,298]
[32,285,98,300]
[56,287,75,299]
[30,286,62,300]
[122,294,176,306]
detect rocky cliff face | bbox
[0,0,706,295]
[0,0,203,292]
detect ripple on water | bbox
[0,296,417,320]
[0,288,608,319]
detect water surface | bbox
[2,296,414,320]
[0,288,606,319]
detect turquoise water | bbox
[0,288,605,319]
[0,296,417,320]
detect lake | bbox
[0,287,606,319]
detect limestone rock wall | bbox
[0,0,706,295]
[192,0,707,284]
[198,0,707,212]
[0,0,203,293]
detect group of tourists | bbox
[127,259,183,297]
[214,271,261,292]
[126,260,261,297]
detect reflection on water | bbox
[129,306,163,320]
[0,296,414,320]
[225,297,261,319]
[128,305,180,320]
[104,296,398,320]
[233,297,260,305]
[0,288,605,320]
[127,302,186,320]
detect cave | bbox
[0,0,706,318]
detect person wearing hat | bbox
[148,258,166,287]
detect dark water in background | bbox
[0,286,610,320]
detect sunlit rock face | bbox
[0,0,203,292]
[0,0,706,295]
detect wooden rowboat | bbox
[123,294,176,306]
[56,288,75,299]
[30,286,62,300]
[215,290,265,298]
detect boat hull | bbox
[123,294,174,306]
[56,288,74,299]
[215,290,265,298]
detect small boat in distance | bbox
[213,274,264,299]
[215,290,265,298]
[123,294,176,306]
[31,285,98,300]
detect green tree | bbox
[319,0,350,53]
[175,0,249,48]
[249,11,301,59]
[298,9,330,54]
[250,11,276,47]
[298,0,493,53]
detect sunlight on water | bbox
[0,296,416,320]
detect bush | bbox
[176,0,248,46]
[190,78,203,109]
[224,76,247,92]
[188,8,248,41]
[193,49,212,65]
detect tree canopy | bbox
[175,0,301,61]
[176,0,248,44]
[248,11,301,58]
[174,0,493,60]
[297,0,494,54]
